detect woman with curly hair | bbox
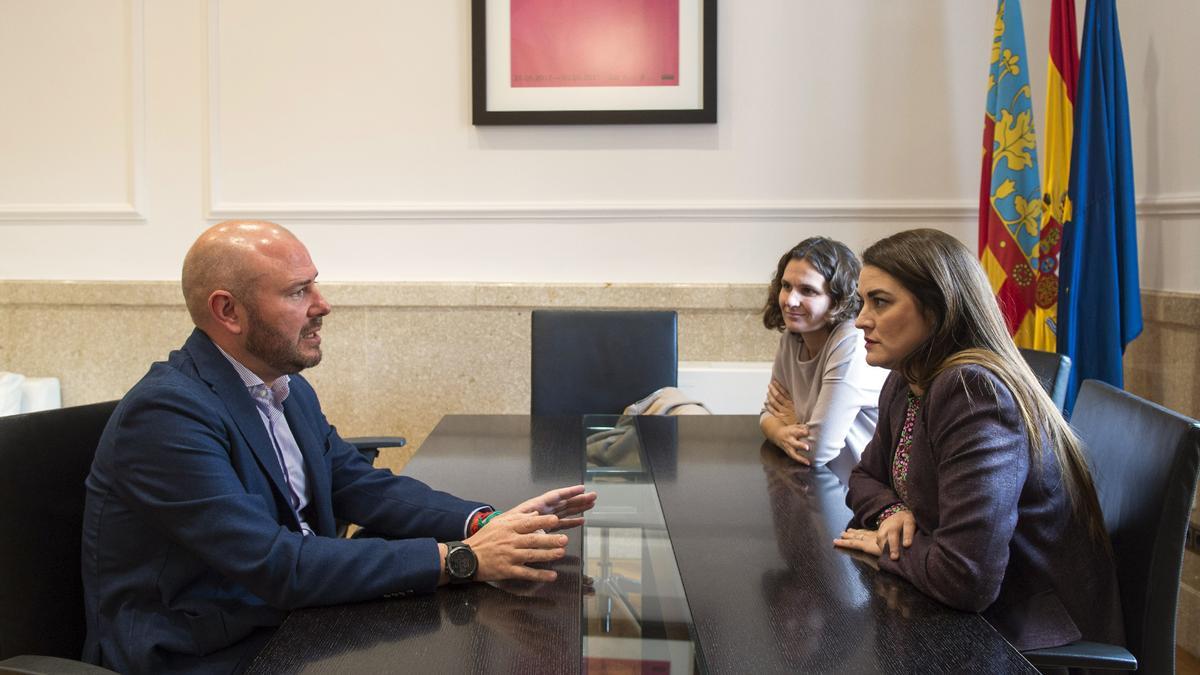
[759,237,888,469]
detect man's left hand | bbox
[508,485,597,531]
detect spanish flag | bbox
[1033,0,1079,352]
[978,0,1043,347]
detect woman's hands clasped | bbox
[460,485,598,584]
[833,509,916,561]
[765,380,812,465]
[765,380,799,426]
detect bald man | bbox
[81,221,595,674]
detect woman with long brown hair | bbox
[833,229,1124,651]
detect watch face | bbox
[447,545,477,580]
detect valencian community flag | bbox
[1034,0,1079,353]
[978,0,1046,348]
[1058,0,1143,410]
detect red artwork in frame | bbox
[472,0,716,124]
[510,0,680,88]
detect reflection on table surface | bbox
[583,415,700,674]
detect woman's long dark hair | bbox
[862,229,1107,543]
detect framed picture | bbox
[471,0,717,125]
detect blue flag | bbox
[1057,0,1142,413]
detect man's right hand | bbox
[453,513,568,584]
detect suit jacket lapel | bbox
[183,329,301,530]
[282,398,335,537]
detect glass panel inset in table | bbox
[581,415,703,674]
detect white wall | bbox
[0,0,1196,290]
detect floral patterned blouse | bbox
[876,390,922,526]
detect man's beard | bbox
[244,307,322,376]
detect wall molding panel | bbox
[205,199,981,223]
[205,195,1200,225]
[0,0,146,223]
[204,0,221,225]
[1137,193,1200,218]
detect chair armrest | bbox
[1021,640,1137,670]
[335,436,408,538]
[0,655,120,674]
[344,436,407,465]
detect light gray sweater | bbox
[761,319,888,467]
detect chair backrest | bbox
[1018,348,1072,412]
[0,400,119,660]
[1071,380,1200,674]
[531,310,677,416]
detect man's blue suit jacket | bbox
[81,329,485,674]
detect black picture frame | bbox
[471,0,717,125]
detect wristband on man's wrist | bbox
[467,509,490,535]
[468,509,503,536]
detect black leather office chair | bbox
[0,399,400,673]
[531,310,678,416]
[0,401,120,674]
[1022,380,1200,672]
[1019,347,1072,413]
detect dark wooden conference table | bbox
[248,415,1036,674]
